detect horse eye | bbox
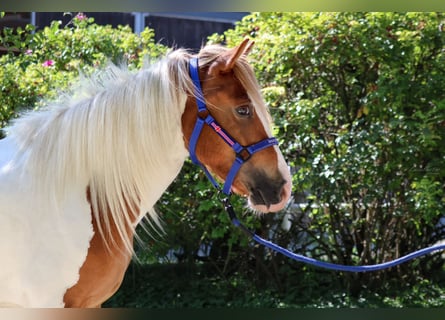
[236,105,251,117]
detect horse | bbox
[0,39,292,307]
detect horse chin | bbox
[247,198,287,214]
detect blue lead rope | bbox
[188,57,445,273]
[221,197,445,272]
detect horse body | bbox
[0,40,292,307]
[0,115,189,308]
[0,136,93,307]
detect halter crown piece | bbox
[188,57,445,273]
[188,57,278,196]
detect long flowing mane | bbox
[8,49,194,253]
[5,44,272,256]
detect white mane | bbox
[4,44,273,256]
[7,49,195,254]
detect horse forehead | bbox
[202,72,247,98]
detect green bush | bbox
[0,12,166,135]
[209,12,445,293]
[104,263,445,307]
[137,12,445,299]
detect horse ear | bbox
[209,38,254,75]
[243,39,255,56]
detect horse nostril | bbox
[279,182,288,201]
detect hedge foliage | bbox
[138,12,445,296]
[0,13,166,136]
[209,12,445,292]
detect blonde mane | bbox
[6,44,271,256]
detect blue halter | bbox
[188,57,278,196]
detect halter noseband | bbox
[188,57,278,196]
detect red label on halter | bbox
[210,122,235,146]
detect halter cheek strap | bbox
[188,57,278,196]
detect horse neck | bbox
[136,131,189,215]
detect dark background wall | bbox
[1,12,248,51]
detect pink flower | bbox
[42,60,55,67]
[25,49,33,55]
[75,13,87,20]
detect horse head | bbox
[182,39,292,213]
